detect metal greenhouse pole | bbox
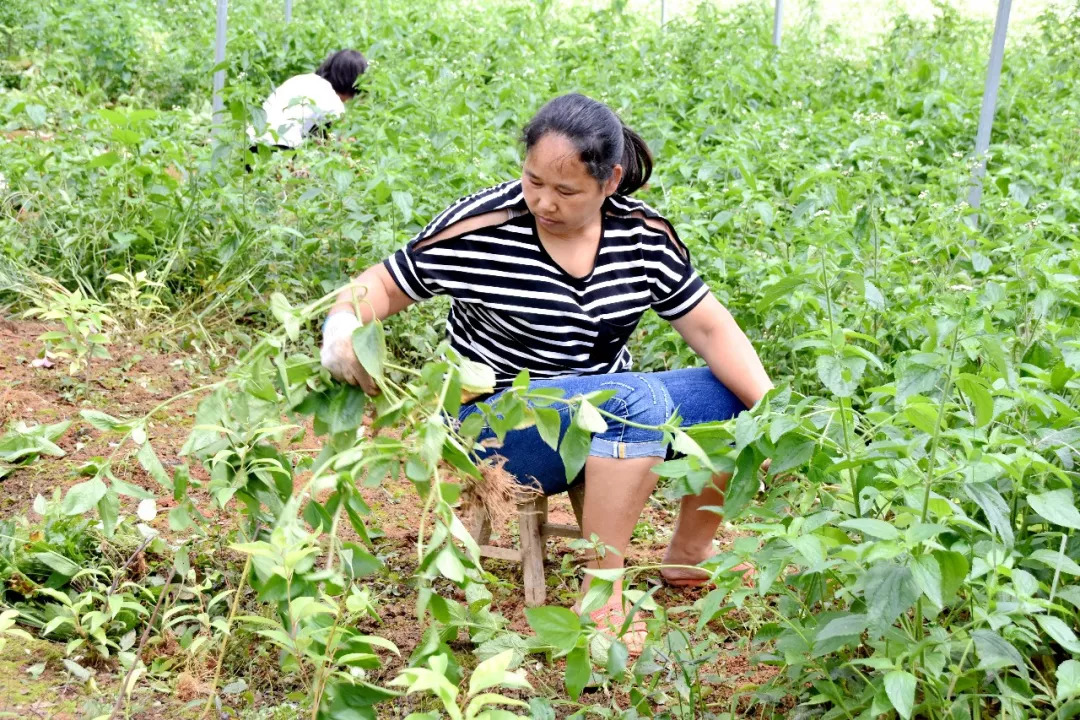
[966,0,1012,211]
[285,0,293,23]
[772,0,783,47]
[660,0,666,27]
[212,0,229,134]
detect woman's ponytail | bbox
[617,124,653,196]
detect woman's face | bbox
[522,133,621,236]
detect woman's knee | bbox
[597,373,673,427]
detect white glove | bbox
[320,312,380,395]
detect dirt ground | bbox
[0,317,779,718]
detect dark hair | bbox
[521,93,653,196]
[315,49,368,97]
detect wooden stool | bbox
[468,483,586,607]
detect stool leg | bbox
[567,482,586,531]
[466,502,492,546]
[520,495,547,607]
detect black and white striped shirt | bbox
[384,180,709,389]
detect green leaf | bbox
[934,550,969,605]
[269,293,300,341]
[696,588,728,633]
[910,554,943,607]
[525,607,581,653]
[896,363,940,405]
[351,322,386,383]
[838,518,899,540]
[80,410,125,431]
[459,359,496,395]
[1029,548,1080,576]
[672,430,713,469]
[955,374,993,427]
[757,275,805,313]
[817,354,866,398]
[318,679,396,720]
[606,638,628,676]
[864,563,919,637]
[1057,660,1080,702]
[527,697,556,720]
[532,407,562,451]
[420,416,447,467]
[733,412,759,450]
[61,476,108,516]
[768,415,799,444]
[1028,489,1080,530]
[884,670,916,720]
[469,650,523,695]
[435,546,465,583]
[815,613,867,644]
[475,633,529,669]
[392,190,414,219]
[864,281,885,310]
[769,435,814,475]
[328,386,368,436]
[724,447,759,521]
[340,542,384,579]
[169,505,193,532]
[97,492,119,537]
[136,442,173,492]
[558,425,590,483]
[903,401,939,435]
[574,400,607,434]
[753,201,774,226]
[33,551,80,578]
[441,438,482,480]
[1035,615,1080,654]
[87,151,120,168]
[564,645,589,701]
[973,629,1026,676]
[63,659,91,681]
[964,482,1014,546]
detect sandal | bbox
[660,562,755,589]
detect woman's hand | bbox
[320,312,380,396]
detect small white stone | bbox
[137,498,157,522]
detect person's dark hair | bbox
[315,49,368,97]
[521,93,653,196]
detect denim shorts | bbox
[458,367,747,495]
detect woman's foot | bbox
[588,600,648,656]
[660,544,754,588]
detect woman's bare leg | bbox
[661,474,729,583]
[578,455,660,598]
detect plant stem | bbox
[920,326,961,524]
[109,568,178,720]
[324,500,344,573]
[1049,532,1068,606]
[839,396,858,517]
[417,464,441,567]
[310,606,345,719]
[200,554,252,720]
[107,534,155,596]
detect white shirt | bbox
[247,74,344,148]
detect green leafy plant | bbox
[106,270,167,333]
[23,282,116,381]
[0,419,69,480]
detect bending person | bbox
[319,93,773,653]
[248,49,367,152]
